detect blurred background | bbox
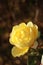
[0,0,43,65]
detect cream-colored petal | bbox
[31,41,38,49]
[27,21,33,27]
[11,46,29,57]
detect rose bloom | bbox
[9,21,38,57]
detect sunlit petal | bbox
[11,46,29,57]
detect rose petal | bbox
[11,46,29,57]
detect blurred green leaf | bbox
[27,48,43,65]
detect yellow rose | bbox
[9,21,38,57]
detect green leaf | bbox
[27,48,42,65]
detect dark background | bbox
[0,0,43,65]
